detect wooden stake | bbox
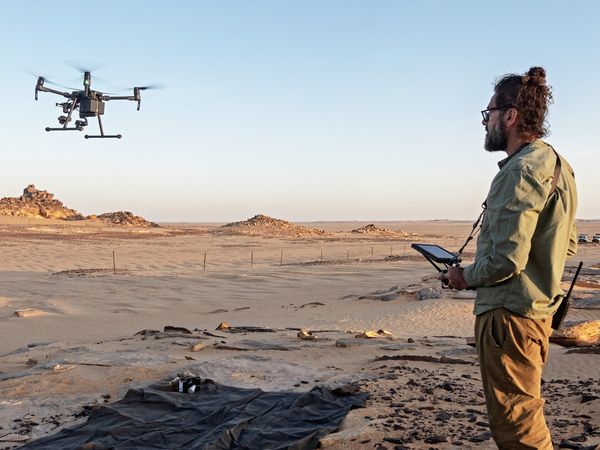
[320,249,323,262]
[280,250,283,265]
[251,251,254,269]
[203,252,207,271]
[112,250,116,275]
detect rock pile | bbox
[551,320,600,347]
[0,185,158,227]
[351,224,406,235]
[95,211,158,228]
[0,184,84,220]
[219,214,325,237]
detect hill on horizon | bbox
[219,214,326,237]
[0,185,157,228]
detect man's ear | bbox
[504,107,519,127]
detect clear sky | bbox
[1,1,599,222]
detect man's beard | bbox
[484,120,507,152]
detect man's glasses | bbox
[481,105,514,122]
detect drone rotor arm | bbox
[101,95,135,101]
[35,84,73,100]
[101,93,141,110]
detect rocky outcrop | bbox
[0,185,158,227]
[220,214,325,237]
[0,184,84,220]
[351,223,407,235]
[550,320,600,347]
[351,224,382,234]
[95,211,158,228]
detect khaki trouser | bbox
[475,308,554,450]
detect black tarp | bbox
[21,380,367,450]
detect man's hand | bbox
[438,266,470,290]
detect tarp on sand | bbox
[21,379,367,449]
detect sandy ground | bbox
[0,219,599,449]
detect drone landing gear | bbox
[45,98,83,132]
[46,127,82,132]
[84,115,122,139]
[85,134,122,139]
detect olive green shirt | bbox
[463,140,578,319]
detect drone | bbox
[34,70,160,139]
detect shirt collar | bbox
[497,142,531,169]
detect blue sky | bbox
[1,1,599,222]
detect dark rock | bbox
[416,287,443,300]
[469,431,492,442]
[558,439,599,449]
[436,411,452,422]
[424,434,449,444]
[581,394,599,403]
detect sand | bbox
[0,219,599,449]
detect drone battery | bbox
[79,98,105,117]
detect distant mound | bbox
[351,224,407,236]
[0,184,84,220]
[220,214,325,237]
[93,211,159,228]
[0,185,158,227]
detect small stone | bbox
[415,287,443,300]
[469,431,492,442]
[424,434,449,444]
[190,341,210,352]
[436,411,452,422]
[0,434,30,442]
[581,394,599,403]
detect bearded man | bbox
[442,67,578,449]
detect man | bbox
[442,67,578,449]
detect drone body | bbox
[35,71,155,139]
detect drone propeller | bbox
[21,69,78,91]
[67,62,111,87]
[67,61,105,74]
[136,83,166,90]
[121,82,166,91]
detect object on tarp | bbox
[22,379,367,450]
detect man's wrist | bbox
[462,265,475,287]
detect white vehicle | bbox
[578,234,590,243]
[593,234,600,243]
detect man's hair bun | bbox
[524,67,546,85]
